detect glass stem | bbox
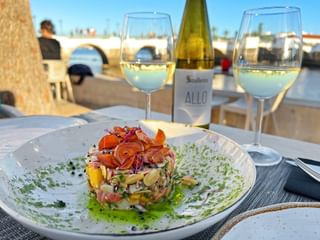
[145,93,151,120]
[254,98,264,146]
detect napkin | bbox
[284,158,320,201]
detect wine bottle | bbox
[172,0,214,129]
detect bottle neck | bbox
[185,0,207,12]
[176,0,213,62]
[181,0,210,33]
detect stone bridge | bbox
[56,35,318,74]
[56,36,121,74]
[55,36,237,74]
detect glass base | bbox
[242,144,282,166]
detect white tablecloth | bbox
[1,106,319,162]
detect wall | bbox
[72,76,172,114]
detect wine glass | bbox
[233,7,302,166]
[120,12,175,120]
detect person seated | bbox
[38,20,61,60]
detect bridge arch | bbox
[68,43,109,65]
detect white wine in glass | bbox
[120,12,175,120]
[233,7,303,166]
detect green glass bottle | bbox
[172,0,214,129]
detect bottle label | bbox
[173,69,213,125]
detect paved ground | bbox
[53,100,91,116]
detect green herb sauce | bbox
[87,186,184,226]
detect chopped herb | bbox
[53,200,66,208]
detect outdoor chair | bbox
[219,90,287,133]
[212,95,230,109]
[43,60,75,102]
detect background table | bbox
[0,106,319,240]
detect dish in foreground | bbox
[86,126,197,210]
[0,120,255,240]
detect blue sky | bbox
[30,0,320,36]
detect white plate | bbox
[0,115,87,160]
[213,202,320,240]
[0,120,256,240]
[0,115,87,130]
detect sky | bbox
[30,0,320,37]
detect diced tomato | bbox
[143,147,170,163]
[155,129,166,145]
[151,152,164,163]
[135,129,153,144]
[142,142,154,151]
[97,153,119,169]
[119,155,135,170]
[105,192,122,203]
[98,134,120,150]
[114,141,144,164]
[124,133,138,142]
[142,147,162,163]
[113,126,127,138]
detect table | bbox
[0,106,319,240]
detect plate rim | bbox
[0,120,256,238]
[212,201,320,240]
[0,114,88,123]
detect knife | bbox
[286,158,320,173]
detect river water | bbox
[68,47,103,74]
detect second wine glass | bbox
[120,12,175,120]
[233,7,303,166]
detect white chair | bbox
[212,95,230,109]
[219,91,287,133]
[43,60,75,102]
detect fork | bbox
[294,158,320,183]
